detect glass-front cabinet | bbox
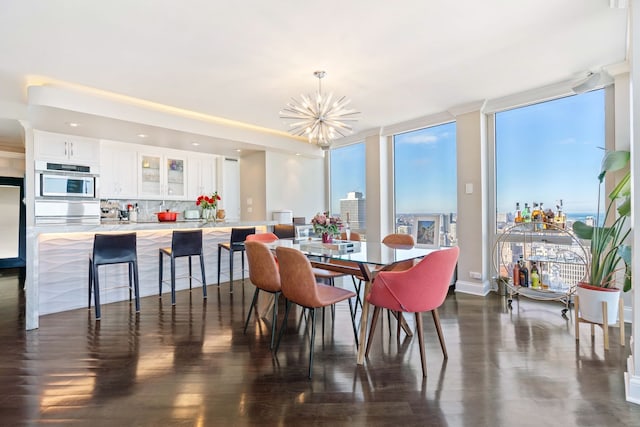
[138,152,186,200]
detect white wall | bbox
[265,151,324,223]
[0,151,25,178]
[240,151,267,222]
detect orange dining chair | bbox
[244,241,282,349]
[274,246,358,379]
[382,233,415,248]
[245,232,279,243]
[365,246,459,377]
[340,231,361,241]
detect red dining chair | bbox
[244,241,281,349]
[274,246,358,379]
[246,232,279,243]
[365,246,459,377]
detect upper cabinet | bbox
[34,130,100,167]
[100,141,138,199]
[187,153,217,200]
[138,151,187,200]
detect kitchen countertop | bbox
[34,219,279,234]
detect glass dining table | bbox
[270,239,434,364]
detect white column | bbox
[626,0,640,405]
[363,130,390,244]
[452,105,490,295]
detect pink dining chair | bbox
[244,241,281,349]
[246,232,279,243]
[364,246,459,377]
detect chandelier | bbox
[280,71,360,149]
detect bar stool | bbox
[159,229,207,305]
[88,232,140,320]
[217,227,255,293]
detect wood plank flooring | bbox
[1,268,639,426]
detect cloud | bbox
[402,133,439,145]
[556,137,577,145]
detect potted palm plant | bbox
[572,150,631,324]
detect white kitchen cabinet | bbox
[99,141,138,199]
[187,153,217,199]
[138,151,187,200]
[34,130,100,167]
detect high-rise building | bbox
[340,191,366,231]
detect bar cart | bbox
[493,222,589,317]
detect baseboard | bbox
[455,279,491,296]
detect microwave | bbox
[35,161,98,199]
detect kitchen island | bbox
[25,220,276,330]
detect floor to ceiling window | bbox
[329,142,366,236]
[495,89,605,233]
[393,122,457,247]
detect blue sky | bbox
[330,89,604,217]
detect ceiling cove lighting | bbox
[280,70,359,150]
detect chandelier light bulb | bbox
[280,70,360,149]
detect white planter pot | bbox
[576,283,621,325]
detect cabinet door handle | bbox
[64,141,68,157]
[70,142,74,157]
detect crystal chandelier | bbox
[280,71,360,149]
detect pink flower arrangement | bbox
[196,191,221,210]
[311,211,341,235]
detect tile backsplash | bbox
[100,199,202,221]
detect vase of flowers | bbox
[312,212,341,243]
[196,191,221,222]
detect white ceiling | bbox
[0,0,629,156]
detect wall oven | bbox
[34,161,101,225]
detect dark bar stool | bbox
[217,227,255,293]
[159,229,207,305]
[88,232,140,320]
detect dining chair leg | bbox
[308,308,317,379]
[158,252,163,297]
[432,308,448,358]
[275,299,292,353]
[387,310,392,336]
[229,250,234,293]
[270,291,280,350]
[415,312,427,377]
[217,246,222,287]
[396,310,401,340]
[188,255,193,290]
[348,298,358,348]
[199,254,207,298]
[170,256,176,305]
[365,306,381,357]
[132,261,140,313]
[93,264,101,320]
[321,306,325,342]
[244,288,260,334]
[88,259,93,310]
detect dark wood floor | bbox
[1,268,639,426]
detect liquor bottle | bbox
[518,255,529,287]
[523,203,532,223]
[513,260,520,286]
[532,202,541,230]
[530,262,540,289]
[514,202,523,224]
[554,199,566,229]
[539,202,546,229]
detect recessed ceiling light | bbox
[67,122,79,127]
[236,149,242,153]
[191,142,200,146]
[137,133,148,138]
[296,153,301,156]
